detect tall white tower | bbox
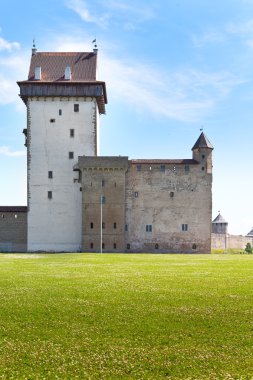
[18,48,107,251]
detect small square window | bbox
[48,171,53,179]
[69,152,74,159]
[113,222,117,229]
[70,129,75,137]
[146,225,152,232]
[182,224,188,231]
[59,109,62,116]
[170,191,174,198]
[74,104,79,112]
[50,119,55,123]
[48,191,52,199]
[160,165,165,172]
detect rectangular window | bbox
[59,109,62,116]
[48,191,52,199]
[182,224,188,231]
[113,243,117,249]
[74,104,79,112]
[136,164,141,171]
[90,222,94,229]
[101,196,106,204]
[113,222,117,229]
[102,243,105,249]
[102,222,105,229]
[125,224,128,232]
[134,191,138,198]
[146,225,152,232]
[69,152,74,159]
[70,129,75,137]
[185,165,190,173]
[48,171,53,179]
[102,180,105,187]
[160,165,165,172]
[127,243,130,250]
[90,242,94,249]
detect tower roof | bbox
[212,213,228,224]
[192,132,214,150]
[17,51,107,114]
[246,228,253,237]
[27,52,97,82]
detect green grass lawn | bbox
[0,253,253,379]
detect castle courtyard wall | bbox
[0,207,27,252]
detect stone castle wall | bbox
[0,207,27,252]
[211,233,253,250]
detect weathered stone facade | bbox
[0,207,27,252]
[77,133,213,253]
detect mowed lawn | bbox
[0,254,253,379]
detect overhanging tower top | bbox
[17,51,107,114]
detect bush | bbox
[245,242,253,254]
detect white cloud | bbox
[192,31,226,48]
[48,35,242,123]
[66,0,108,27]
[0,37,20,52]
[0,53,29,106]
[0,146,26,157]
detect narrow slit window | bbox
[113,222,117,229]
[70,129,75,137]
[90,222,94,229]
[146,225,152,232]
[59,109,62,116]
[182,224,188,231]
[102,243,105,249]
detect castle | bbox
[0,47,214,253]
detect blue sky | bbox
[0,0,253,235]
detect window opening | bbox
[113,222,117,229]
[90,222,94,229]
[70,129,75,137]
[48,171,53,179]
[59,109,62,116]
[48,191,52,199]
[146,225,152,232]
[182,224,188,231]
[69,152,74,159]
[74,104,79,112]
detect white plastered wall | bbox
[27,97,98,251]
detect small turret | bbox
[212,213,228,234]
[192,132,213,174]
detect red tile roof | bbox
[27,52,97,82]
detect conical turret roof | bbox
[246,228,253,237]
[212,213,228,224]
[192,132,214,150]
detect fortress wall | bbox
[211,233,253,250]
[0,210,27,252]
